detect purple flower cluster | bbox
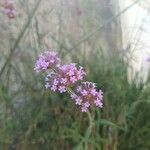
[45,63,86,93]
[35,50,103,112]
[34,51,60,72]
[71,82,103,112]
[2,0,16,19]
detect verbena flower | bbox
[3,0,16,19]
[45,63,86,93]
[34,51,60,73]
[35,51,104,113]
[70,82,103,112]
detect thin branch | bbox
[0,0,42,77]
[64,0,142,57]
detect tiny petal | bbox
[95,99,103,107]
[53,79,59,86]
[61,78,67,84]
[91,89,97,95]
[81,90,88,96]
[81,106,88,112]
[70,76,77,83]
[68,70,74,76]
[84,102,90,108]
[71,93,77,99]
[45,83,50,89]
[51,85,57,91]
[58,86,66,93]
[75,97,82,105]
[77,86,82,92]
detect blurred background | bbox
[0,0,150,149]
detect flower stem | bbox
[84,111,93,150]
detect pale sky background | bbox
[120,0,150,82]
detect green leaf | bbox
[95,119,125,131]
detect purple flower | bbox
[75,97,82,105]
[81,106,88,112]
[35,50,104,113]
[3,0,16,19]
[53,78,59,85]
[70,82,103,112]
[81,89,88,96]
[70,76,77,83]
[77,86,82,92]
[45,63,86,93]
[94,98,103,107]
[51,85,57,91]
[58,86,66,93]
[34,51,60,72]
[60,78,67,84]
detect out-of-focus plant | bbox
[1,0,17,19]
[0,0,149,150]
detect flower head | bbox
[3,0,16,19]
[70,82,103,112]
[45,63,86,93]
[34,51,60,72]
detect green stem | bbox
[84,111,93,150]
[75,111,93,150]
